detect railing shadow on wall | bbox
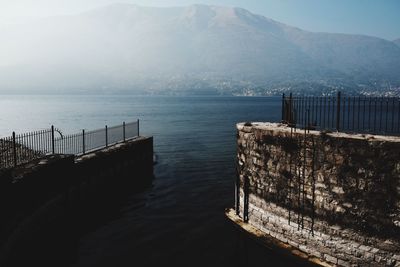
[0,120,140,169]
[282,92,400,136]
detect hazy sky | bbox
[0,0,399,40]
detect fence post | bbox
[281,93,285,122]
[105,125,108,147]
[289,93,293,124]
[51,125,55,154]
[82,129,85,154]
[123,122,126,142]
[137,119,140,137]
[336,91,341,132]
[12,131,17,167]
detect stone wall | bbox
[235,123,400,266]
[0,137,153,266]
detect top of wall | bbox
[237,122,400,143]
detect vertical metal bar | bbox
[306,96,308,127]
[4,137,7,167]
[105,125,108,147]
[336,92,341,131]
[41,130,44,153]
[51,125,55,154]
[362,97,365,131]
[5,137,8,167]
[43,130,47,154]
[298,96,301,126]
[44,130,47,153]
[379,97,383,132]
[12,132,17,167]
[357,96,361,131]
[348,97,351,130]
[323,97,326,128]
[327,97,331,130]
[385,99,389,133]
[288,93,292,124]
[0,138,3,168]
[8,136,12,167]
[38,130,42,153]
[28,133,31,159]
[32,131,35,154]
[20,133,24,161]
[17,133,22,163]
[299,96,302,126]
[304,96,306,127]
[342,96,346,130]
[314,96,317,125]
[332,97,335,129]
[368,98,371,131]
[35,131,38,154]
[137,119,140,136]
[123,122,126,142]
[42,130,46,154]
[294,97,296,125]
[281,93,285,121]
[391,98,395,133]
[82,129,85,155]
[319,97,322,127]
[311,97,314,125]
[352,96,355,130]
[374,98,377,133]
[303,96,306,127]
[309,96,312,126]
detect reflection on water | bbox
[0,95,316,266]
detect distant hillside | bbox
[0,4,399,95]
[394,39,400,47]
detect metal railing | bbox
[0,120,140,169]
[282,92,400,136]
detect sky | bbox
[0,0,399,40]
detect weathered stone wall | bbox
[0,137,153,266]
[236,122,400,266]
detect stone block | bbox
[288,240,299,248]
[359,245,372,252]
[325,254,338,264]
[338,259,351,267]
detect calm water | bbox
[0,95,313,266]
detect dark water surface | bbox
[1,96,314,266]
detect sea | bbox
[0,95,315,266]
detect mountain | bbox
[0,4,399,95]
[394,39,400,47]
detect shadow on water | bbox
[4,174,154,267]
[5,175,317,267]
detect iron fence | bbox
[282,92,400,136]
[0,120,140,169]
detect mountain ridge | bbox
[0,4,399,95]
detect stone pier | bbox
[0,136,153,266]
[228,122,400,266]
